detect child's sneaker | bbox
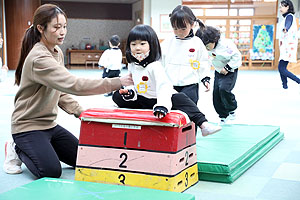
[228,110,236,120]
[200,122,222,137]
[219,118,227,125]
[3,141,22,174]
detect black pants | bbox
[112,91,207,126]
[278,60,300,89]
[213,70,238,118]
[13,125,78,178]
[174,83,199,105]
[102,69,121,78]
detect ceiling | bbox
[52,0,139,4]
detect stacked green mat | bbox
[196,124,284,183]
[0,178,195,200]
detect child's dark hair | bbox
[109,35,120,46]
[195,26,220,46]
[15,4,66,86]
[126,24,161,64]
[280,0,295,14]
[169,5,205,30]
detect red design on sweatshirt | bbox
[189,48,195,52]
[142,76,148,81]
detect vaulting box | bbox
[78,108,196,152]
[76,108,198,192]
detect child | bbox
[277,0,300,90]
[196,26,241,124]
[99,35,123,96]
[112,24,221,137]
[161,5,210,105]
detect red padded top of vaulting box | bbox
[79,108,189,127]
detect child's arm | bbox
[152,62,173,118]
[225,41,242,72]
[98,50,108,68]
[198,40,211,91]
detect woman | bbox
[3,4,133,178]
[278,0,300,90]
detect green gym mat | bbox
[0,178,195,200]
[196,124,284,183]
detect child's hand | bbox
[153,106,167,119]
[119,88,129,94]
[155,112,165,119]
[220,68,228,75]
[119,89,135,100]
[204,82,210,92]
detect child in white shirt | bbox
[99,35,123,96]
[161,5,211,105]
[196,26,241,124]
[112,24,221,136]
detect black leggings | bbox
[112,92,207,126]
[174,83,199,105]
[213,70,238,118]
[13,125,78,178]
[278,60,300,89]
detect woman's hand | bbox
[120,73,134,86]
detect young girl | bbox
[4,4,133,177]
[112,24,221,136]
[278,0,300,90]
[196,26,241,124]
[161,5,210,105]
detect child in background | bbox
[112,24,221,136]
[99,35,123,96]
[277,0,300,90]
[161,5,210,105]
[196,26,241,124]
[0,32,8,82]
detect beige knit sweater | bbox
[11,42,121,134]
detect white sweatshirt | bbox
[161,36,210,86]
[127,61,176,112]
[208,37,242,73]
[98,48,123,70]
[279,13,298,63]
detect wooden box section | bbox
[76,144,197,176]
[75,163,199,193]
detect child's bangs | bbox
[128,28,150,43]
[170,12,188,29]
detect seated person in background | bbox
[99,35,123,97]
[0,32,8,83]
